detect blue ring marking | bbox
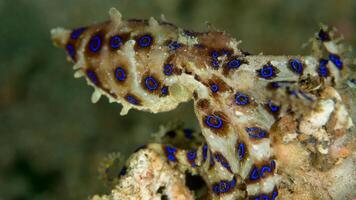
[167,154,176,161]
[166,146,177,154]
[161,86,169,96]
[212,184,220,194]
[218,181,230,193]
[249,166,260,181]
[214,153,232,172]
[183,129,193,139]
[110,35,123,49]
[66,44,75,60]
[138,35,153,47]
[144,76,159,91]
[165,146,177,162]
[168,40,181,50]
[289,59,303,74]
[211,51,219,59]
[70,27,86,40]
[211,59,219,68]
[258,65,275,79]
[210,84,219,93]
[119,166,127,176]
[163,64,173,76]
[89,35,102,53]
[235,92,249,105]
[271,189,278,200]
[114,67,126,81]
[267,101,280,113]
[227,58,242,69]
[329,54,343,69]
[318,59,329,77]
[202,144,208,162]
[246,127,267,139]
[260,165,272,177]
[237,142,246,160]
[204,115,223,129]
[229,177,236,188]
[86,70,99,85]
[318,29,330,41]
[125,95,139,105]
[187,150,197,167]
[260,194,269,200]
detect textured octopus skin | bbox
[51,8,352,199]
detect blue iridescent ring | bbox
[246,127,267,139]
[86,70,99,85]
[258,64,275,79]
[210,84,219,93]
[289,59,303,74]
[235,92,249,105]
[144,76,159,91]
[237,142,245,160]
[110,35,123,49]
[161,86,169,96]
[89,35,102,52]
[138,35,153,47]
[211,51,219,58]
[205,115,223,129]
[125,95,139,105]
[70,27,86,40]
[267,101,280,113]
[249,166,260,181]
[329,54,343,69]
[115,67,126,81]
[66,44,75,60]
[318,59,329,77]
[163,64,173,76]
[227,58,241,69]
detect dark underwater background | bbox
[0,0,355,199]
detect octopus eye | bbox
[204,115,223,129]
[89,35,102,53]
[137,35,153,47]
[289,59,303,74]
[110,35,123,49]
[114,67,126,81]
[144,76,159,91]
[318,29,330,41]
[235,92,249,105]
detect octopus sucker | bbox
[52,8,355,200]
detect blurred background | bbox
[0,0,355,199]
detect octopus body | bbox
[51,8,354,200]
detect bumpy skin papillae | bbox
[51,8,353,200]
